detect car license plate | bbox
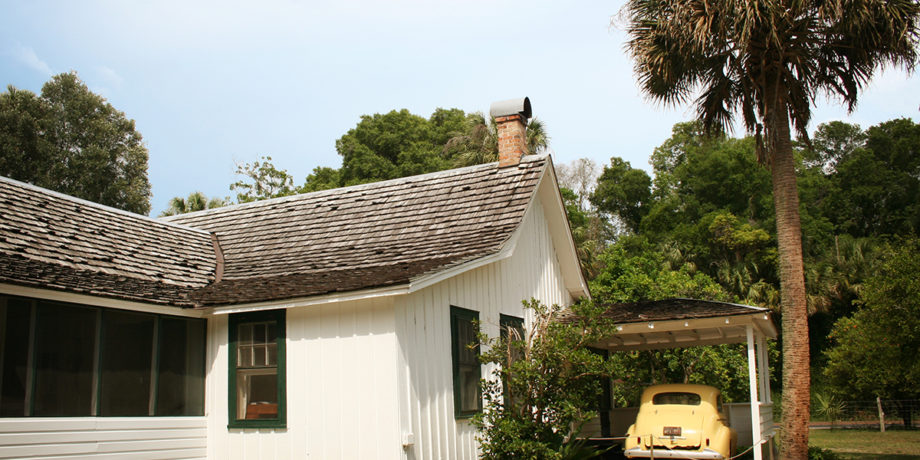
[663,426,681,436]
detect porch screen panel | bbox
[0,297,31,416]
[99,310,155,416]
[157,317,206,416]
[32,302,97,416]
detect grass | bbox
[809,429,920,458]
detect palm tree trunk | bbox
[771,106,811,459]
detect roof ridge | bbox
[162,154,549,222]
[0,175,212,236]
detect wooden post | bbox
[877,396,886,433]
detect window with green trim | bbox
[0,294,206,417]
[228,310,286,428]
[450,306,480,418]
[499,314,524,407]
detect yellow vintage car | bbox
[623,384,737,459]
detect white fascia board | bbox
[0,283,207,318]
[208,284,409,315]
[612,313,778,338]
[604,335,751,351]
[536,158,590,299]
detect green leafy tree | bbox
[589,239,727,304]
[335,109,451,185]
[823,239,920,427]
[822,119,920,237]
[299,166,341,193]
[805,121,866,173]
[231,155,297,203]
[159,191,229,217]
[623,1,919,456]
[294,107,553,192]
[0,72,151,214]
[589,157,652,234]
[0,86,53,186]
[560,187,614,279]
[474,299,613,459]
[588,239,778,407]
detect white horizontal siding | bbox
[207,297,400,460]
[395,196,573,460]
[0,417,207,459]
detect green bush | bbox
[808,446,842,460]
[473,299,615,459]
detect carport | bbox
[586,299,778,460]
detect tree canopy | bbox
[623,0,919,455]
[0,73,151,214]
[232,107,553,202]
[823,239,920,426]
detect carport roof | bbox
[590,298,777,351]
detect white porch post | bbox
[757,335,771,402]
[746,325,763,460]
[756,334,775,460]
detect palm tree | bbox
[159,191,228,217]
[622,1,918,457]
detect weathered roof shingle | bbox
[0,177,217,306]
[167,156,546,305]
[1,156,547,307]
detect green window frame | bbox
[450,305,480,419]
[228,309,286,429]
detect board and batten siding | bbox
[0,417,207,459]
[206,297,401,459]
[395,196,574,460]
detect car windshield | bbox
[652,392,702,405]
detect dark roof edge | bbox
[0,175,211,236]
[0,277,197,308]
[667,297,771,312]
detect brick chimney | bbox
[490,97,532,167]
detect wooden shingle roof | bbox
[166,156,547,306]
[0,156,549,308]
[595,298,770,323]
[0,177,217,306]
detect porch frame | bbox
[595,302,778,460]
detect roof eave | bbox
[537,156,591,300]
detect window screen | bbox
[451,306,480,418]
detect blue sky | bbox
[2,0,918,216]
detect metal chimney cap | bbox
[489,97,532,120]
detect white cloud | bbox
[14,44,52,75]
[95,65,124,88]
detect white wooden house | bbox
[0,98,589,459]
[0,97,779,460]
